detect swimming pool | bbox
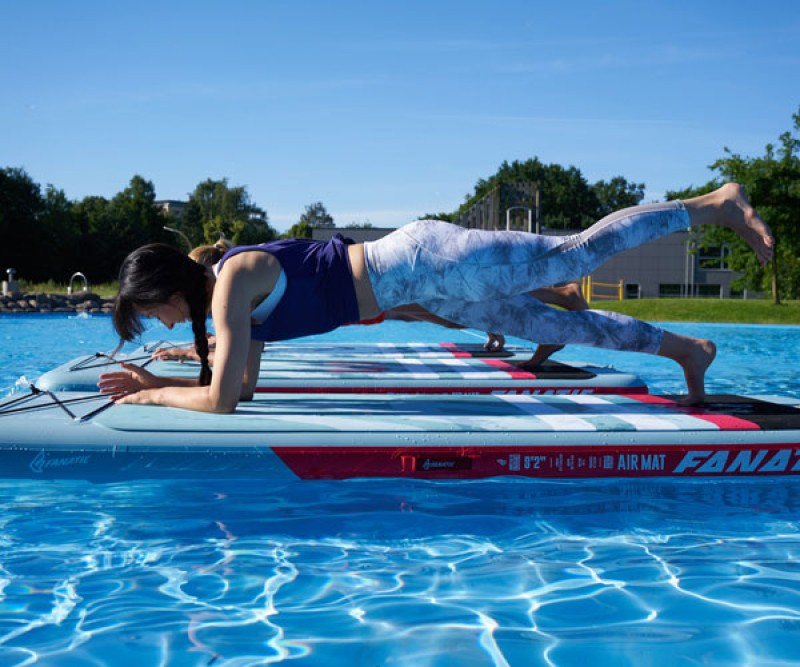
[1,314,800,665]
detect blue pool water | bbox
[1,313,800,666]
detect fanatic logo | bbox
[29,450,91,474]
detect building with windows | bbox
[585,229,743,299]
[154,200,187,219]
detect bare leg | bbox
[485,283,590,361]
[384,304,465,329]
[532,283,588,312]
[685,183,774,265]
[656,331,717,405]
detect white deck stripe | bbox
[612,413,683,431]
[438,357,499,379]
[495,394,598,430]
[395,357,440,379]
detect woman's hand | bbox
[151,346,199,362]
[97,362,163,401]
[151,334,217,363]
[113,388,160,405]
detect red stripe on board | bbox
[439,342,469,358]
[681,409,761,431]
[630,394,676,405]
[480,358,538,379]
[628,394,761,431]
[254,385,647,395]
[272,442,800,480]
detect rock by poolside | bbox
[0,292,114,314]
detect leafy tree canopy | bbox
[667,108,800,302]
[299,201,335,228]
[0,167,45,279]
[456,158,644,230]
[175,178,277,247]
[282,220,313,239]
[0,172,276,283]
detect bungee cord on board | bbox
[68,338,180,372]
[0,339,191,423]
[0,385,105,416]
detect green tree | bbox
[72,195,116,281]
[0,167,45,280]
[103,176,172,274]
[299,201,335,228]
[185,178,277,246]
[457,158,643,230]
[419,212,457,222]
[592,176,646,218]
[668,108,800,303]
[282,220,313,239]
[40,185,80,280]
[109,176,168,245]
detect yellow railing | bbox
[581,276,623,304]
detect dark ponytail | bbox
[187,284,212,386]
[114,243,213,386]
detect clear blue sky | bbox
[3,0,798,232]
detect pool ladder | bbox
[67,272,89,295]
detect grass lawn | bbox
[14,280,800,325]
[19,280,119,298]
[596,298,800,325]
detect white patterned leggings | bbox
[363,201,689,353]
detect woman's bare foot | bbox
[678,339,716,406]
[685,183,775,265]
[517,344,565,370]
[657,331,716,405]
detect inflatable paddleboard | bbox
[35,341,647,395]
[2,390,799,480]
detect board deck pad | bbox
[2,391,800,481]
[35,342,642,394]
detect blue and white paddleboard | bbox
[35,341,647,395]
[2,390,799,481]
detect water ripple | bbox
[0,478,799,665]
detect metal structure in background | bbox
[67,272,89,295]
[683,232,696,298]
[456,182,540,232]
[581,276,624,304]
[163,225,193,252]
[505,206,533,233]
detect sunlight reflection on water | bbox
[1,315,800,665]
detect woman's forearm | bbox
[121,383,238,413]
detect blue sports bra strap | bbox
[250,269,287,324]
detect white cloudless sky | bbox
[3,0,798,231]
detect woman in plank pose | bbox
[99,183,774,411]
[158,237,588,368]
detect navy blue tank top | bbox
[216,235,360,341]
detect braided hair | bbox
[113,243,212,386]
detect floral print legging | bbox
[363,201,689,353]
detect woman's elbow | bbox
[208,390,240,414]
[212,401,238,414]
